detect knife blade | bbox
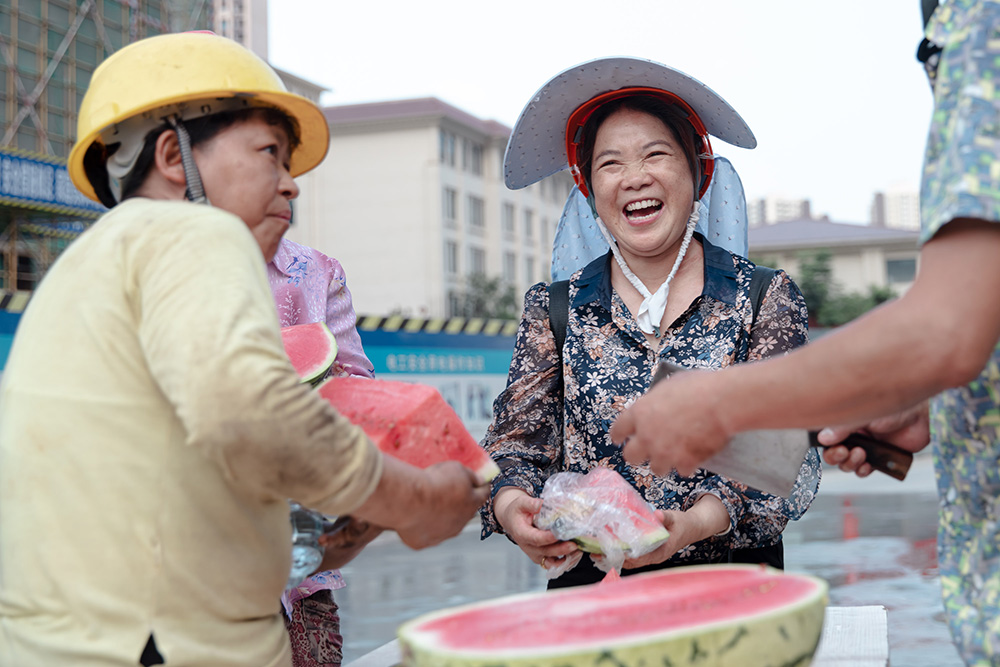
[647,361,914,497]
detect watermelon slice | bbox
[398,564,828,667]
[280,322,338,386]
[534,467,669,559]
[317,376,500,484]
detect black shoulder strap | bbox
[548,280,570,355]
[921,0,938,28]
[749,265,777,325]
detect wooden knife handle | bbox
[807,430,914,481]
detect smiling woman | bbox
[479,56,822,590]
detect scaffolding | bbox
[0,0,214,290]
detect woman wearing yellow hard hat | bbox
[0,32,488,667]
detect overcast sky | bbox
[269,0,932,224]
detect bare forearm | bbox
[687,494,730,542]
[719,299,949,432]
[349,456,489,550]
[720,221,1000,434]
[350,455,426,528]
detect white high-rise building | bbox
[870,188,920,230]
[747,196,812,227]
[213,0,268,59]
[291,98,574,318]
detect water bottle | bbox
[287,501,325,590]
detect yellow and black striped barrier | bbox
[0,290,32,313]
[0,293,522,337]
[19,223,89,239]
[356,315,518,337]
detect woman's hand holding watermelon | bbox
[493,487,580,568]
[619,496,731,570]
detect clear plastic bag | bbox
[534,468,669,578]
[287,501,325,589]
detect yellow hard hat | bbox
[67,32,330,204]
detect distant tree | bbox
[756,250,896,327]
[459,274,519,320]
[817,285,897,327]
[795,249,833,321]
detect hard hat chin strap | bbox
[167,116,210,205]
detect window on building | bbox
[103,0,123,24]
[47,83,65,110]
[18,18,41,47]
[439,129,456,166]
[18,0,42,20]
[16,254,36,290]
[503,251,516,283]
[444,240,458,275]
[460,139,483,175]
[17,45,38,75]
[0,69,7,123]
[502,202,515,236]
[886,257,917,284]
[17,126,37,152]
[448,291,462,318]
[524,209,534,238]
[467,195,485,230]
[468,247,486,276]
[48,5,69,29]
[442,187,457,227]
[525,256,535,284]
[469,143,483,175]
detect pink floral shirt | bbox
[269,237,374,614]
[268,237,374,380]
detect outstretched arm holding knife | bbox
[612,219,1000,477]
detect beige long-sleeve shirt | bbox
[0,198,382,666]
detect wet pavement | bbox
[337,454,962,666]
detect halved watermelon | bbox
[398,564,828,667]
[280,322,338,386]
[534,467,669,558]
[317,376,499,484]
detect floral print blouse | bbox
[480,237,821,564]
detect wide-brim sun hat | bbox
[68,32,330,204]
[504,56,756,198]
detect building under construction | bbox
[0,0,214,294]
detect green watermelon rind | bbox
[397,564,829,667]
[474,458,501,485]
[571,524,669,556]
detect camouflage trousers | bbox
[931,344,1000,666]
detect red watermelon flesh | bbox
[317,376,499,484]
[397,564,828,667]
[281,322,338,385]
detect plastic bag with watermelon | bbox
[534,467,669,578]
